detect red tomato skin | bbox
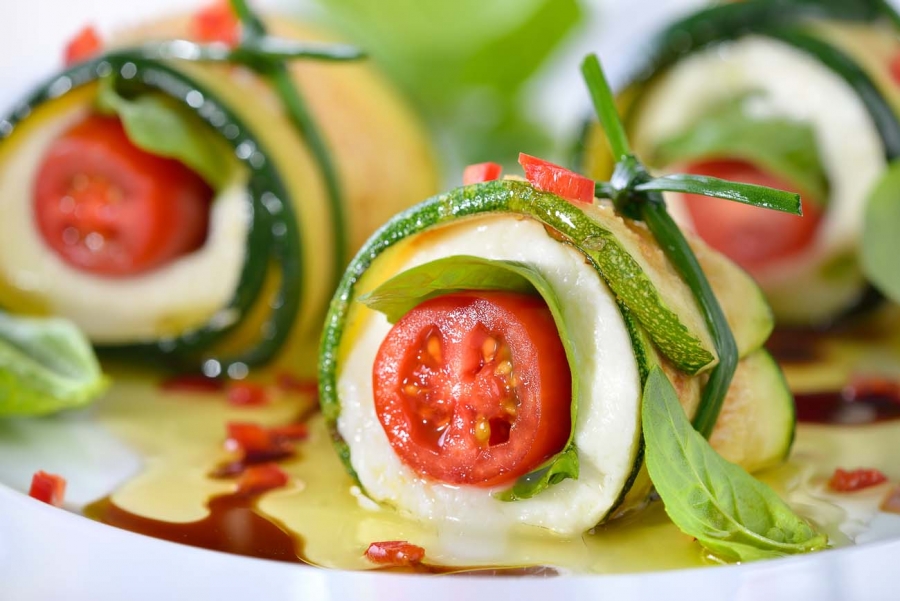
[191,1,241,46]
[680,159,822,278]
[373,292,571,487]
[227,382,269,407]
[64,26,102,65]
[235,464,289,495]
[518,153,594,204]
[365,541,426,567]
[33,115,212,277]
[828,468,888,492]
[29,471,67,507]
[462,162,503,185]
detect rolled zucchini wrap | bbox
[0,3,437,374]
[580,0,900,325]
[319,177,794,536]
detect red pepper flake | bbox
[227,381,269,407]
[462,162,503,185]
[160,374,224,394]
[828,467,888,492]
[275,372,318,397]
[268,423,309,442]
[64,26,102,66]
[364,540,426,567]
[29,471,66,507]
[881,485,900,514]
[226,422,276,454]
[518,153,594,205]
[190,1,241,46]
[235,463,289,495]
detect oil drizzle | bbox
[84,492,308,565]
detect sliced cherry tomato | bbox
[235,464,289,495]
[680,159,822,278]
[518,153,594,204]
[64,26,102,66]
[373,291,571,487]
[365,541,426,567]
[828,467,888,492]
[33,115,213,277]
[227,382,269,407]
[462,162,503,185]
[29,471,67,507]
[190,1,241,46]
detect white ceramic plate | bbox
[2,0,900,599]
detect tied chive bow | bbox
[580,54,801,437]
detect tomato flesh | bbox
[373,291,571,487]
[33,115,213,277]
[680,159,822,278]
[519,153,594,204]
[462,162,503,185]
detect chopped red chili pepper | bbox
[29,471,67,507]
[881,486,900,514]
[226,422,274,454]
[364,540,426,567]
[160,374,224,394]
[64,26,102,66]
[235,463,289,495]
[842,375,900,402]
[462,162,503,185]
[828,467,888,492]
[518,153,594,204]
[268,423,309,441]
[190,1,241,46]
[227,382,269,407]
[275,373,318,397]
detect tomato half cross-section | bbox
[33,115,213,277]
[372,291,571,487]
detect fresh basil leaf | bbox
[861,160,900,304]
[361,255,579,500]
[642,366,827,562]
[96,77,236,190]
[0,312,109,417]
[652,94,829,206]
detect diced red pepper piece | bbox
[268,423,309,442]
[160,374,224,394]
[518,153,594,205]
[275,372,319,397]
[226,422,274,454]
[64,26,102,66]
[190,1,241,46]
[462,162,503,185]
[235,463,289,495]
[364,540,426,567]
[881,486,900,514]
[828,467,888,492]
[227,382,269,407]
[890,53,900,87]
[29,471,67,507]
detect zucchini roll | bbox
[319,177,793,536]
[0,7,437,373]
[581,0,900,325]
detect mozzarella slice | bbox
[336,215,642,537]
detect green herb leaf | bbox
[0,313,109,417]
[96,77,237,190]
[635,174,801,215]
[642,366,827,562]
[652,95,829,205]
[361,255,579,499]
[861,160,900,303]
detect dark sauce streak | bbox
[766,328,824,364]
[84,493,308,565]
[795,383,900,425]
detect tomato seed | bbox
[403,383,419,396]
[482,337,497,362]
[426,335,442,363]
[474,417,491,445]
[495,360,512,376]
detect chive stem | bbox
[640,198,738,438]
[581,54,632,161]
[635,174,802,215]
